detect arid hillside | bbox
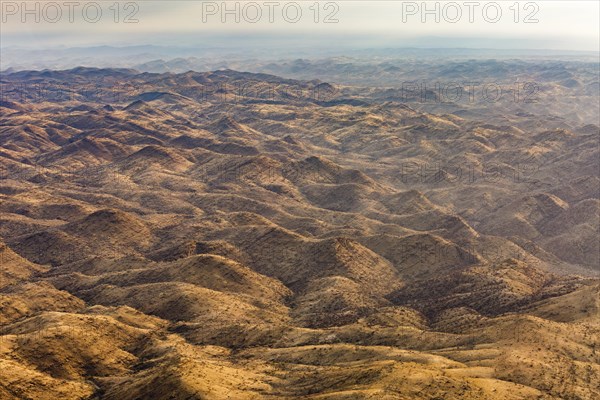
[1,68,598,399]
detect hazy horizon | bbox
[1,1,598,51]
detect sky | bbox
[1,1,599,51]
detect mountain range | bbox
[0,66,598,399]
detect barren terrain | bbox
[0,65,598,399]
